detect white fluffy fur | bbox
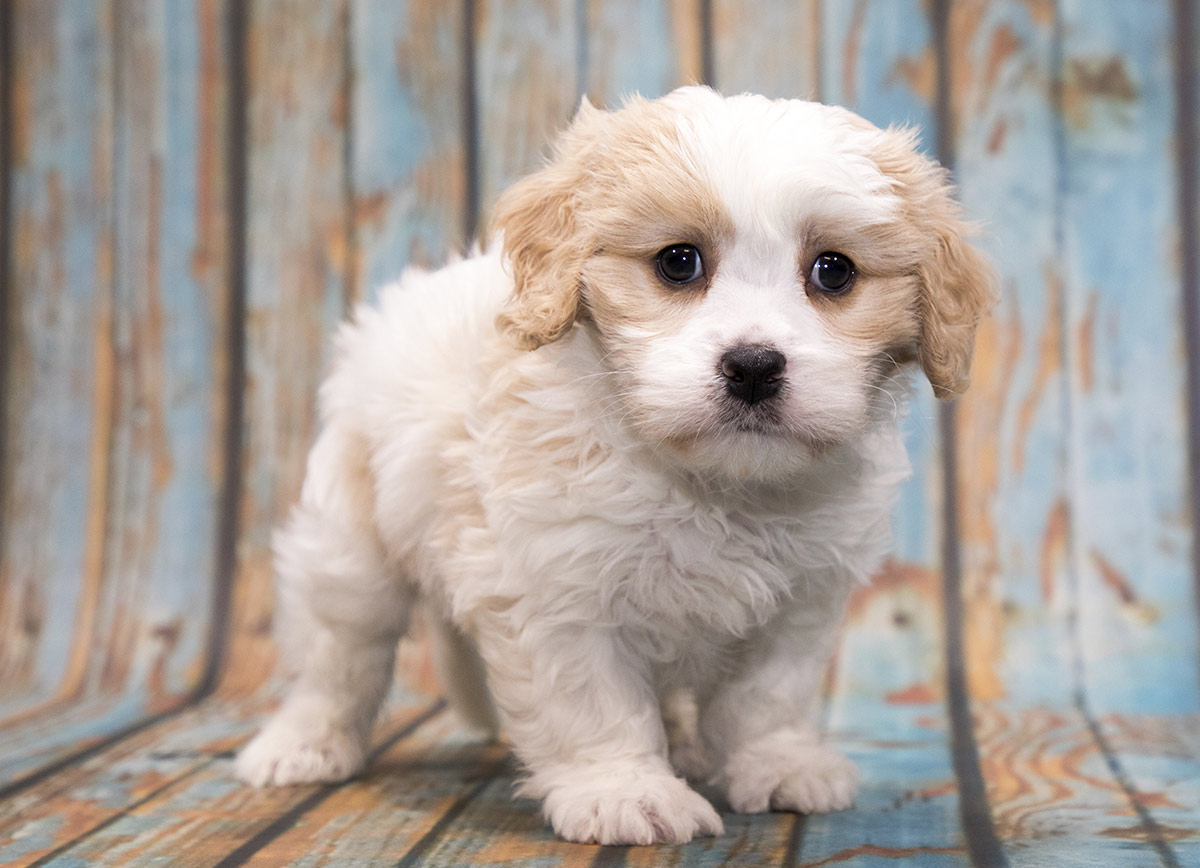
[236,87,992,845]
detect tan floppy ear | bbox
[871,128,998,399]
[915,205,997,399]
[491,98,604,350]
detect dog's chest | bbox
[615,499,834,628]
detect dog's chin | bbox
[658,424,829,486]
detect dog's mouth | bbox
[717,400,785,435]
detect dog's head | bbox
[492,87,995,482]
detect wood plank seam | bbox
[779,813,805,868]
[201,0,249,700]
[0,703,199,803]
[0,0,12,588]
[588,842,630,868]
[391,757,508,868]
[462,0,480,241]
[210,700,447,868]
[931,0,1007,863]
[1077,701,1184,868]
[698,0,714,87]
[23,752,223,868]
[574,0,588,104]
[340,0,358,311]
[1173,0,1200,677]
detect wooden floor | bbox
[2,591,1199,867]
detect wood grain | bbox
[711,0,820,98]
[0,691,431,865]
[0,0,115,719]
[1057,1,1200,858]
[350,0,468,299]
[0,0,234,791]
[585,0,704,105]
[224,0,354,697]
[950,0,1199,860]
[103,0,230,710]
[473,0,580,220]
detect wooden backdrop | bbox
[0,0,1198,865]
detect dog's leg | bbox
[702,583,859,815]
[236,423,412,787]
[475,620,724,845]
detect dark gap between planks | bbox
[930,0,1009,863]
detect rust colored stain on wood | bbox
[839,0,869,108]
[1099,823,1196,843]
[847,559,941,619]
[1076,292,1099,392]
[885,682,940,704]
[891,45,937,106]
[983,24,1023,107]
[1089,549,1139,606]
[799,844,967,866]
[1039,497,1070,603]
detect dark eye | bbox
[656,244,705,285]
[809,251,856,294]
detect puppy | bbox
[236,86,994,845]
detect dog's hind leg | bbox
[236,422,413,787]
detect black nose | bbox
[720,345,786,405]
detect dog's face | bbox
[493,87,994,482]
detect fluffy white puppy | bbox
[236,86,994,846]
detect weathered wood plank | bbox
[584,0,704,104]
[102,0,230,709]
[948,0,1192,861]
[951,0,1074,714]
[1057,0,1200,856]
[710,0,820,98]
[350,0,468,300]
[0,0,233,790]
[223,0,353,697]
[474,0,580,218]
[0,692,433,866]
[41,701,444,866]
[0,0,115,717]
[0,693,270,864]
[236,712,504,866]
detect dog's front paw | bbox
[540,765,724,845]
[235,716,366,787]
[723,740,859,814]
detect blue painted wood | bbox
[0,0,233,793]
[1057,0,1200,855]
[584,0,703,104]
[0,0,114,718]
[351,0,468,300]
[950,0,1200,861]
[104,0,229,707]
[948,2,1139,859]
[711,0,820,99]
[225,0,354,696]
[473,0,580,216]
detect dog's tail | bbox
[429,616,501,738]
